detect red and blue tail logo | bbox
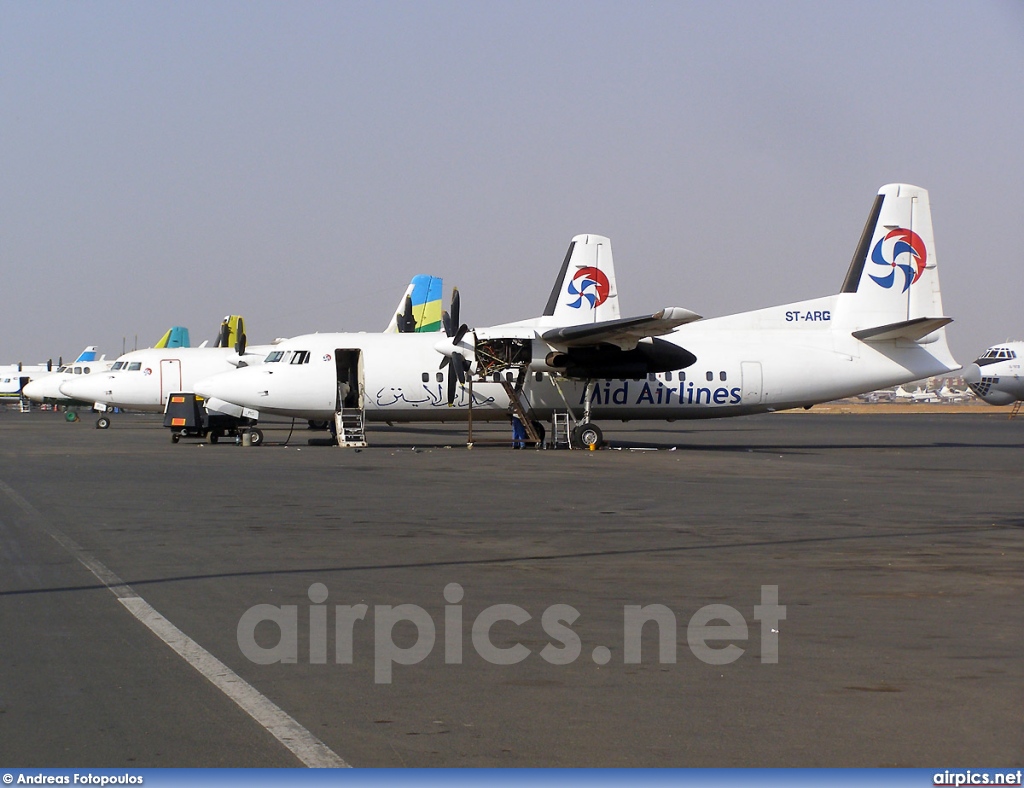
[869,228,927,293]
[566,266,610,309]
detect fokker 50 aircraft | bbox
[60,276,445,428]
[964,342,1024,407]
[23,329,190,407]
[58,316,263,428]
[1,359,58,400]
[196,183,960,448]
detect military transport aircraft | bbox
[964,342,1024,409]
[195,183,960,449]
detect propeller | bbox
[396,294,416,333]
[437,288,472,405]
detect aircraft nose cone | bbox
[193,374,224,400]
[60,376,103,401]
[22,379,45,401]
[195,371,254,405]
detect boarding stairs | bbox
[1010,401,1022,420]
[19,394,31,413]
[499,375,542,446]
[334,408,367,447]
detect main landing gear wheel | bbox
[572,422,603,450]
[248,428,264,446]
[96,416,111,429]
[531,420,546,449]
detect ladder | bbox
[499,378,542,446]
[19,394,31,413]
[1010,401,1022,420]
[334,408,367,447]
[551,411,571,449]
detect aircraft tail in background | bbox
[386,275,444,333]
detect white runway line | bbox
[0,478,350,768]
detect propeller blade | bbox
[441,309,452,338]
[398,294,416,333]
[453,323,468,346]
[447,364,457,405]
[450,288,460,332]
[452,352,466,385]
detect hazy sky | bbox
[3,1,1023,366]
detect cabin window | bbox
[436,372,444,383]
[720,371,727,381]
[421,372,429,383]
[706,371,713,381]
[492,373,501,382]
[535,372,543,382]
[84,367,91,374]
[665,371,673,381]
[648,373,657,382]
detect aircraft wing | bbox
[540,307,702,350]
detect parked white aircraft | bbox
[963,342,1024,406]
[22,328,191,407]
[196,183,960,448]
[60,276,445,429]
[1,359,58,400]
[937,383,968,402]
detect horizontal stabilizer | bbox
[541,307,702,350]
[852,316,953,342]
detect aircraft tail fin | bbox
[838,183,947,330]
[154,327,191,349]
[543,234,620,324]
[214,316,245,349]
[71,345,100,363]
[385,275,444,333]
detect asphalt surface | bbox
[0,408,1022,767]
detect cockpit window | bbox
[111,362,124,371]
[127,362,142,371]
[266,351,285,363]
[290,351,310,365]
[982,348,1017,360]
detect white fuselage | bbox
[0,363,54,398]
[23,361,114,404]
[59,346,270,412]
[195,291,959,424]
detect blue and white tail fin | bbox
[385,275,444,333]
[543,234,620,324]
[71,346,100,363]
[837,184,952,343]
